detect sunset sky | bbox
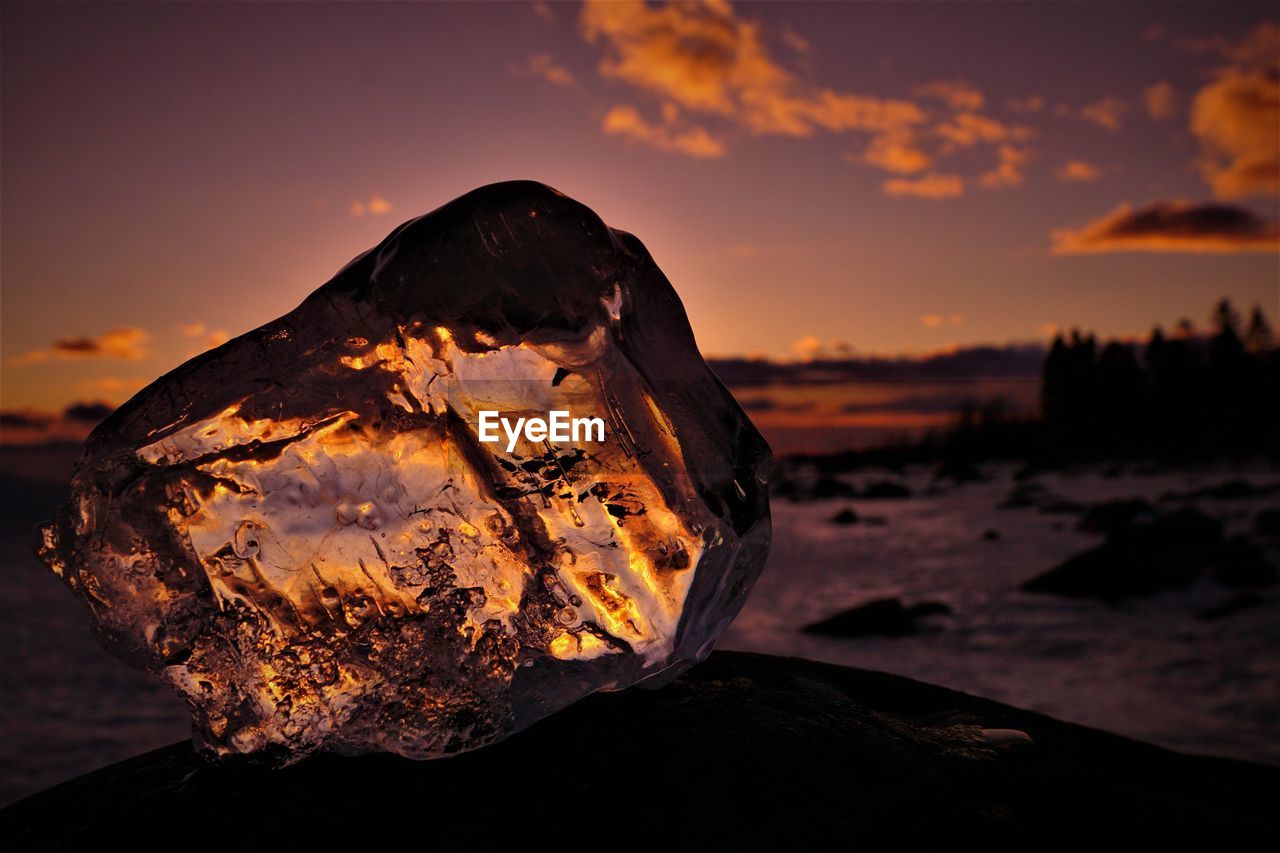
[2,1,1277,422]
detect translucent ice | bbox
[36,181,772,761]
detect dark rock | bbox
[861,479,912,499]
[812,476,857,500]
[982,529,1001,541]
[1198,593,1266,621]
[2,652,1275,844]
[803,598,952,637]
[1023,508,1224,602]
[1076,498,1155,535]
[1162,479,1280,502]
[934,459,987,483]
[1213,536,1278,589]
[1255,509,1280,537]
[999,481,1044,509]
[831,508,859,525]
[1038,498,1085,514]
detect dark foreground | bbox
[3,652,1276,846]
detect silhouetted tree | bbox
[1245,305,1275,353]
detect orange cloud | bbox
[978,144,1031,189]
[510,53,577,88]
[1189,24,1279,199]
[913,79,984,111]
[580,0,924,140]
[920,313,964,328]
[792,334,825,361]
[350,196,392,217]
[601,103,726,158]
[78,375,149,402]
[10,326,151,365]
[1055,160,1103,183]
[1051,201,1280,254]
[883,173,964,199]
[856,132,932,174]
[934,112,1032,148]
[1079,97,1128,131]
[1145,81,1176,120]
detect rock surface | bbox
[32,181,771,763]
[2,652,1275,845]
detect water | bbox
[723,462,1280,765]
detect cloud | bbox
[532,1,552,22]
[0,409,54,430]
[1051,201,1280,254]
[1189,24,1279,199]
[77,375,149,402]
[781,29,810,55]
[601,103,726,157]
[913,79,984,111]
[580,0,924,141]
[180,322,230,349]
[510,53,577,88]
[921,313,964,328]
[1005,95,1046,113]
[1055,160,1103,182]
[10,327,151,365]
[934,112,1032,149]
[855,132,932,174]
[792,334,826,361]
[978,144,1031,188]
[1078,97,1128,130]
[350,196,393,217]
[63,401,115,424]
[883,172,965,199]
[1145,81,1176,120]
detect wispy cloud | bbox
[10,327,150,366]
[1055,160,1103,183]
[921,313,965,328]
[883,172,965,199]
[1052,201,1280,254]
[978,144,1032,189]
[1145,81,1176,120]
[180,322,230,349]
[1078,97,1129,131]
[509,53,577,88]
[350,196,393,217]
[601,103,726,158]
[913,79,984,111]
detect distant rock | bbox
[1198,592,1266,621]
[831,508,860,525]
[861,479,912,499]
[812,477,857,500]
[1255,509,1280,537]
[1023,508,1224,602]
[1213,536,1278,589]
[803,597,952,638]
[934,459,987,483]
[1038,498,1085,514]
[1076,498,1155,535]
[999,481,1045,509]
[1162,479,1280,502]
